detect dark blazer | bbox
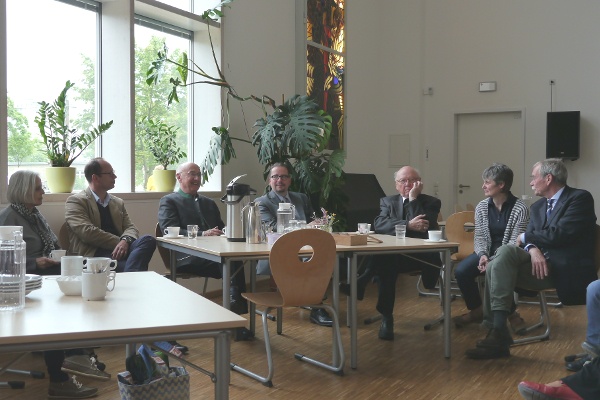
[374,193,441,239]
[158,191,225,235]
[255,191,314,230]
[525,186,597,305]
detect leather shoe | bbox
[466,328,512,359]
[310,308,333,327]
[565,353,592,372]
[517,381,583,400]
[465,345,510,359]
[476,328,514,348]
[378,315,394,340]
[230,297,248,315]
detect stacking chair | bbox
[155,223,210,294]
[231,229,344,387]
[420,211,476,329]
[513,223,600,345]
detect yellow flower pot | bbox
[45,167,76,193]
[152,169,177,192]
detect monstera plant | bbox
[146,0,347,226]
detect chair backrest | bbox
[269,229,337,307]
[444,211,475,261]
[58,222,70,251]
[155,223,171,270]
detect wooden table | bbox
[157,234,459,369]
[0,271,246,400]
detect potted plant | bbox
[35,80,113,193]
[146,1,346,225]
[139,117,187,192]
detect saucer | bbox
[164,234,184,239]
[424,239,447,243]
[355,231,375,234]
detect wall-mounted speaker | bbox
[546,111,580,160]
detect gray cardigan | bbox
[0,206,60,273]
[474,196,530,258]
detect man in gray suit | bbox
[158,162,248,315]
[255,162,333,327]
[466,158,597,359]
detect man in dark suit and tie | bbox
[466,158,597,359]
[254,162,333,327]
[370,166,442,340]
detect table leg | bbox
[214,331,230,400]
[443,249,452,358]
[222,259,231,309]
[249,260,256,334]
[332,256,340,365]
[350,254,358,369]
[169,250,177,281]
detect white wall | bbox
[340,0,600,218]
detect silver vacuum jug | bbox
[221,175,256,242]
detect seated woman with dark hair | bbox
[453,163,530,329]
[0,170,101,399]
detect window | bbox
[1,0,223,196]
[6,0,99,191]
[305,0,345,150]
[134,17,190,192]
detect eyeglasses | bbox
[97,170,116,176]
[396,178,419,185]
[271,174,290,180]
[186,171,202,177]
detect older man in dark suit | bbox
[158,163,249,316]
[467,158,597,359]
[370,166,442,340]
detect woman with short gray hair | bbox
[453,163,530,328]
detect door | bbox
[455,110,525,212]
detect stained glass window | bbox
[306,0,345,150]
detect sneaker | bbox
[48,375,98,399]
[62,355,111,381]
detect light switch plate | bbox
[479,81,497,92]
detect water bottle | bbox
[276,203,296,233]
[0,226,26,311]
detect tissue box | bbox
[332,233,368,246]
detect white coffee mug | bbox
[61,256,85,276]
[164,226,180,237]
[83,257,117,273]
[50,249,67,261]
[82,270,116,301]
[428,230,443,241]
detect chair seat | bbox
[242,291,285,308]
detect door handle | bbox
[458,184,470,188]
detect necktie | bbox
[283,196,291,203]
[546,199,554,219]
[403,198,409,219]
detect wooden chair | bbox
[513,224,600,345]
[154,223,210,294]
[419,211,476,329]
[231,229,344,387]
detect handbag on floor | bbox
[118,344,190,400]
